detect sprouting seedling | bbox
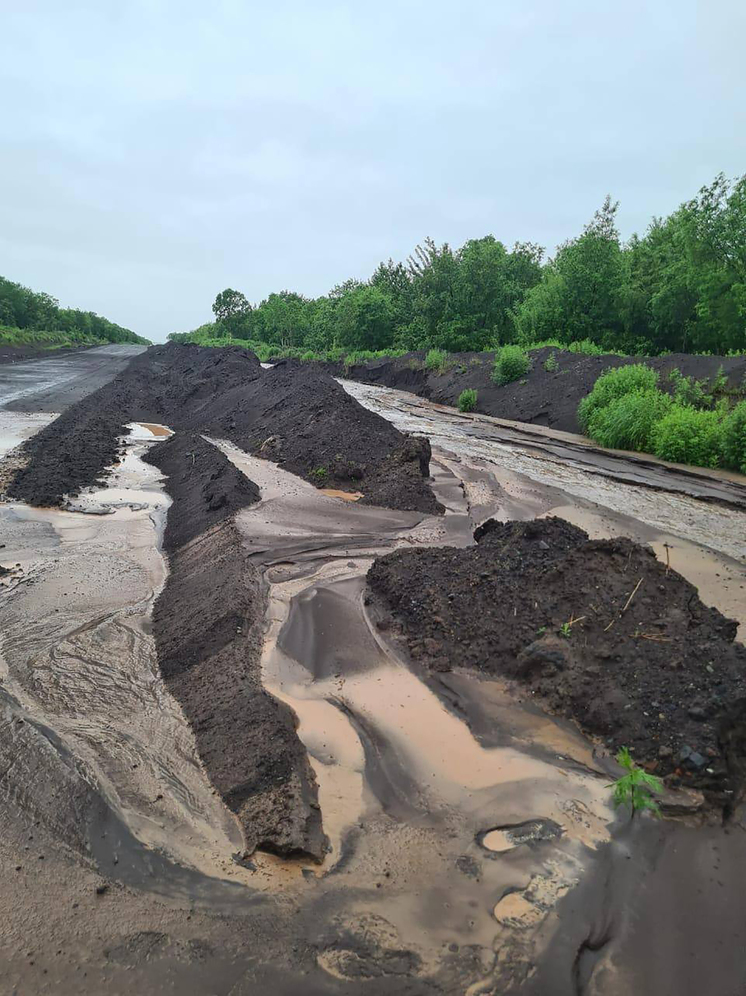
[536,625,547,636]
[559,621,572,638]
[609,747,663,817]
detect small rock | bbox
[658,745,673,759]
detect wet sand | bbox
[1,377,745,993]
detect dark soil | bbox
[196,360,442,513]
[9,344,441,514]
[367,516,746,799]
[147,430,328,860]
[144,432,260,551]
[0,343,91,364]
[326,348,746,435]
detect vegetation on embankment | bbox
[0,274,149,350]
[580,364,746,472]
[169,172,746,358]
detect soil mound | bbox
[150,431,327,860]
[197,359,443,513]
[144,432,260,552]
[8,344,440,514]
[367,517,746,798]
[329,348,746,434]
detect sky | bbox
[1,1,744,342]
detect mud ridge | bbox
[8,344,442,514]
[367,516,746,798]
[146,431,328,860]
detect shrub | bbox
[492,345,529,385]
[544,352,558,372]
[458,389,478,412]
[425,348,449,372]
[587,389,673,451]
[721,400,746,473]
[578,364,659,432]
[610,747,663,817]
[651,406,724,468]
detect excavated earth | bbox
[3,345,746,995]
[323,347,746,433]
[367,516,746,802]
[145,432,327,860]
[8,344,441,514]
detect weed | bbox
[536,625,547,636]
[609,747,663,816]
[559,622,572,638]
[425,348,449,373]
[492,345,529,385]
[721,400,746,473]
[458,388,478,412]
[544,352,558,372]
[587,389,673,451]
[309,466,329,485]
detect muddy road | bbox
[1,358,745,995]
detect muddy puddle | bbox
[2,382,746,993]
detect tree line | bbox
[0,275,148,345]
[170,172,746,357]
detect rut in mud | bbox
[7,344,441,514]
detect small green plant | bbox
[544,352,558,372]
[492,345,529,385]
[458,388,478,412]
[536,625,547,636]
[425,348,449,373]
[609,747,663,816]
[309,466,329,485]
[559,621,572,638]
[668,367,713,409]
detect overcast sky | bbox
[1,1,744,342]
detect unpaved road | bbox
[1,361,745,995]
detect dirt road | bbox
[1,363,745,995]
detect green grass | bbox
[458,388,478,412]
[578,364,659,432]
[587,389,674,451]
[721,401,746,474]
[425,348,450,373]
[0,326,109,349]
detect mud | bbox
[367,516,746,797]
[8,344,441,514]
[324,346,746,434]
[3,362,746,994]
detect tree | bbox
[212,288,251,336]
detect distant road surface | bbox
[0,345,147,412]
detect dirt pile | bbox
[144,431,260,551]
[147,431,328,860]
[8,344,440,513]
[328,348,746,434]
[196,359,442,513]
[367,517,746,797]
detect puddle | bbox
[480,819,564,853]
[318,488,363,501]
